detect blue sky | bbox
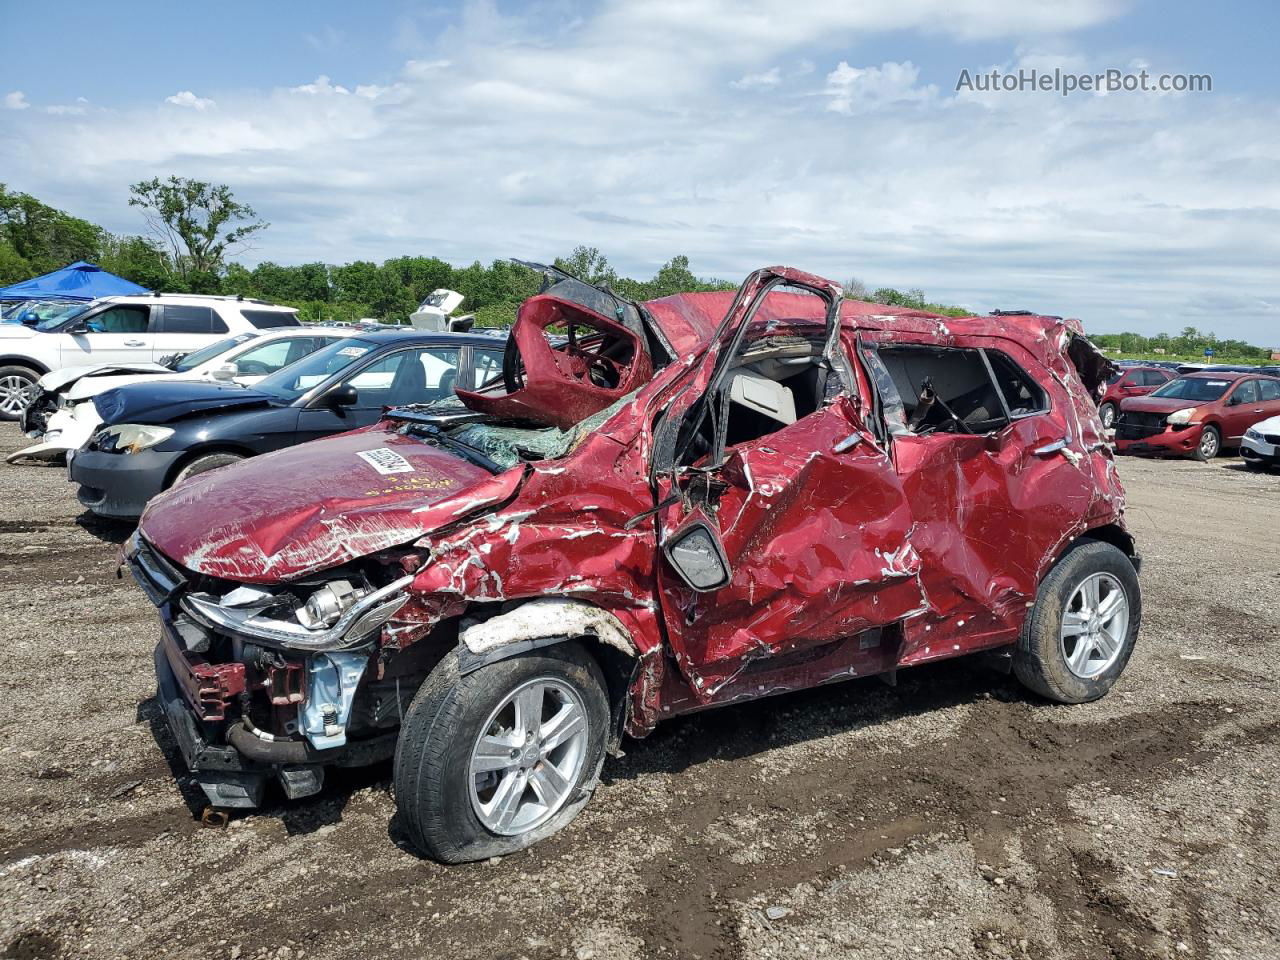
[2,0,1278,344]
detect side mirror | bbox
[67,321,90,335]
[662,511,731,592]
[1226,394,1241,406]
[326,383,359,408]
[210,362,238,382]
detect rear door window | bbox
[1258,379,1280,402]
[871,345,1011,434]
[160,304,228,334]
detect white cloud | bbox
[164,90,215,111]
[290,76,350,96]
[6,0,1280,344]
[731,67,781,90]
[4,91,29,110]
[824,61,936,111]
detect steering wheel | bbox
[502,327,625,394]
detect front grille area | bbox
[1116,411,1168,440]
[1265,434,1280,445]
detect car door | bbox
[1257,379,1280,423]
[650,270,926,701]
[858,337,1100,663]
[294,344,465,443]
[60,303,157,366]
[1221,379,1263,442]
[152,304,230,362]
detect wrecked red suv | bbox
[126,264,1141,862]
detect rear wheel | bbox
[1192,425,1221,461]
[1014,540,1141,704]
[1098,402,1117,430]
[394,643,609,863]
[171,452,244,487]
[0,366,39,421]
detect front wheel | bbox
[1098,402,1117,430]
[394,643,609,863]
[1014,540,1141,704]
[0,365,39,421]
[171,451,244,487]
[1192,425,1221,461]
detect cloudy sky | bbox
[2,0,1278,344]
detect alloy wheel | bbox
[0,375,34,416]
[469,677,589,836]
[1059,572,1130,680]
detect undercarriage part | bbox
[200,807,230,829]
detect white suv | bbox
[0,294,299,420]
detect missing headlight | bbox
[297,580,370,630]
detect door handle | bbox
[124,339,146,347]
[1033,426,1074,457]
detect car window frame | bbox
[859,341,1051,440]
[298,341,465,409]
[1229,379,1259,406]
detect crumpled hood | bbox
[139,426,521,584]
[41,362,169,393]
[1121,395,1205,415]
[94,379,275,425]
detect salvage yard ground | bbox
[0,423,1277,960]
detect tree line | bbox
[2,179,1269,355]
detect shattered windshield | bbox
[255,337,377,402]
[1150,377,1230,402]
[396,390,641,471]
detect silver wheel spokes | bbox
[0,376,34,415]
[1060,572,1130,680]
[1201,430,1218,457]
[470,678,588,836]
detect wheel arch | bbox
[0,356,49,375]
[163,442,258,489]
[453,598,641,753]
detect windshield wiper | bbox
[401,422,501,474]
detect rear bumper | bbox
[1115,423,1204,457]
[69,447,179,518]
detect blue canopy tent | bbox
[0,261,150,302]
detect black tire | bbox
[0,365,40,422]
[1098,402,1117,430]
[1013,540,1142,704]
[394,643,609,863]
[171,452,244,487]
[1192,424,1221,462]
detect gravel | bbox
[0,425,1277,960]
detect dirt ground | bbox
[0,422,1277,960]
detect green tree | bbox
[129,176,268,282]
[0,238,32,285]
[96,234,171,290]
[0,184,103,274]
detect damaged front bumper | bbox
[131,534,398,809]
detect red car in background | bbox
[1098,366,1173,429]
[1115,371,1280,460]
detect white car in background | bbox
[10,327,354,464]
[1242,415,1280,471]
[0,293,300,420]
